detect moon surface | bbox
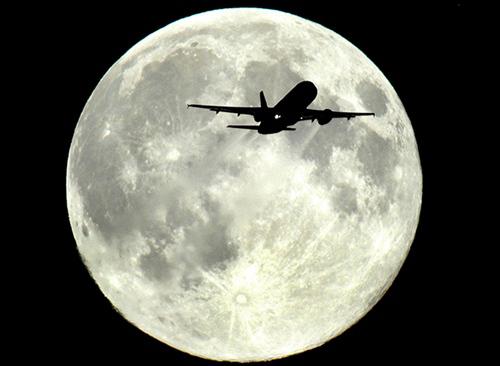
[67,8,422,362]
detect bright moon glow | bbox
[66,8,422,362]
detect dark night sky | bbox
[16,1,486,364]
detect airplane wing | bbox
[300,109,375,121]
[226,125,260,130]
[226,125,296,131]
[187,104,261,116]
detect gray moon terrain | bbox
[66,8,422,362]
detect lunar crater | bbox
[235,293,249,304]
[81,223,89,237]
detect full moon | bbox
[67,8,422,362]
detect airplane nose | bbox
[301,80,317,91]
[300,81,318,99]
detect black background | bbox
[20,1,484,364]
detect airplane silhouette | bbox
[187,81,375,134]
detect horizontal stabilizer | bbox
[227,125,260,130]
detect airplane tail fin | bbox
[260,91,268,109]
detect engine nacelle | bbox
[318,109,334,125]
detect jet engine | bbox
[318,109,334,125]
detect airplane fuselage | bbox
[256,81,318,134]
